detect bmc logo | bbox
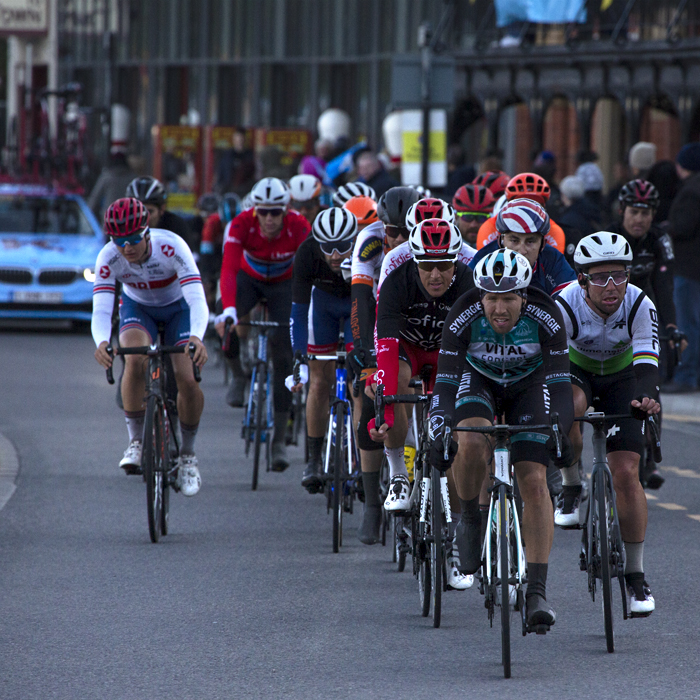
[161,244,175,257]
[99,266,110,279]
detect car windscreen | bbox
[0,195,95,235]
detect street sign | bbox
[391,55,455,109]
[401,110,448,187]
[0,0,48,36]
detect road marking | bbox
[656,503,687,511]
[0,432,19,512]
[661,466,700,479]
[665,413,700,424]
[644,493,658,500]
[688,515,700,523]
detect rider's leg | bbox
[383,359,412,478]
[608,450,647,543]
[301,359,334,491]
[172,352,205,453]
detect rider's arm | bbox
[199,213,222,255]
[171,236,209,341]
[650,232,676,328]
[290,239,315,355]
[219,217,245,313]
[540,246,577,296]
[350,231,383,351]
[540,309,574,434]
[90,247,117,347]
[630,293,661,401]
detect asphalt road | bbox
[1,329,699,700]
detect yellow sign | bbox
[168,192,197,214]
[402,130,447,163]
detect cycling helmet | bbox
[405,197,456,231]
[377,186,422,227]
[218,192,241,224]
[343,195,378,226]
[104,197,150,237]
[197,193,221,215]
[474,248,532,293]
[332,181,377,206]
[408,218,462,263]
[125,176,167,206]
[505,172,551,204]
[241,191,254,211]
[618,179,660,210]
[452,184,495,214]
[496,198,551,236]
[413,185,432,198]
[312,207,358,244]
[473,171,510,198]
[574,232,632,270]
[250,177,291,207]
[288,174,322,202]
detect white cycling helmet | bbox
[332,181,377,206]
[288,174,322,202]
[574,232,632,270]
[241,191,254,210]
[408,218,461,263]
[250,177,291,207]
[312,207,358,245]
[474,248,532,293]
[405,197,455,232]
[413,185,432,198]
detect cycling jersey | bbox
[377,240,476,291]
[555,281,660,400]
[91,229,208,346]
[219,207,310,310]
[199,212,225,255]
[290,236,352,354]
[476,216,566,253]
[430,285,573,438]
[469,240,576,296]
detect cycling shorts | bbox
[308,287,353,354]
[119,295,190,346]
[570,363,644,456]
[453,367,551,466]
[398,342,439,392]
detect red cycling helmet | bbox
[505,172,551,204]
[104,197,150,237]
[408,218,462,263]
[473,171,511,198]
[405,197,455,230]
[618,179,660,210]
[452,184,496,213]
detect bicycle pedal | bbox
[528,623,550,635]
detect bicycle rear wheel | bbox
[596,467,615,653]
[252,363,265,491]
[430,469,443,628]
[418,543,431,617]
[161,411,176,536]
[332,403,345,553]
[143,395,165,543]
[499,486,512,678]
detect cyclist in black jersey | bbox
[429,249,574,629]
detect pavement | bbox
[660,390,700,423]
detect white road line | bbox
[0,432,19,512]
[656,503,687,511]
[661,466,700,479]
[688,515,700,523]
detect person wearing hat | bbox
[665,143,700,393]
[629,141,657,180]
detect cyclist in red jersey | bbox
[216,177,311,470]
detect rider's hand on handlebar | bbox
[285,362,309,392]
[348,346,370,374]
[94,340,113,369]
[547,430,574,468]
[666,324,688,354]
[630,395,660,420]
[368,415,392,442]
[214,307,237,338]
[188,336,208,368]
[429,435,458,472]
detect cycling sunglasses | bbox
[320,239,354,256]
[111,229,148,247]
[384,224,409,239]
[456,212,489,223]
[584,270,629,287]
[256,207,285,217]
[417,260,455,272]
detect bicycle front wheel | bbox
[143,395,165,543]
[596,467,615,653]
[332,403,345,553]
[499,485,511,678]
[430,469,443,628]
[252,363,265,491]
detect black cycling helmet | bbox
[197,192,221,215]
[126,176,167,206]
[376,186,422,227]
[618,179,660,211]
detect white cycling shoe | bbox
[119,440,142,474]
[447,555,474,590]
[384,475,410,512]
[626,573,655,617]
[177,455,201,497]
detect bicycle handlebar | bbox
[574,411,662,462]
[237,321,289,328]
[105,343,200,384]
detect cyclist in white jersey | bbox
[92,198,208,496]
[555,232,659,616]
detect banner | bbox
[495,0,586,27]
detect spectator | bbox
[666,143,700,393]
[216,127,256,196]
[576,161,606,220]
[629,141,657,180]
[87,151,136,221]
[647,160,680,225]
[532,150,563,219]
[355,150,399,199]
[605,161,632,224]
[299,138,333,185]
[444,143,476,200]
[558,175,601,264]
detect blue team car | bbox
[0,184,104,321]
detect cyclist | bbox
[473,170,510,200]
[452,184,495,247]
[555,232,660,616]
[288,174,324,225]
[286,207,357,492]
[369,218,475,589]
[343,194,378,231]
[378,197,476,288]
[126,176,196,251]
[476,173,566,253]
[349,186,421,545]
[428,248,574,628]
[469,199,576,296]
[92,198,208,496]
[332,181,377,207]
[215,177,311,471]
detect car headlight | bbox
[83,268,96,282]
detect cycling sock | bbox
[361,471,381,508]
[307,436,323,464]
[386,446,408,479]
[125,411,145,442]
[180,422,199,455]
[624,541,644,574]
[560,463,582,487]
[526,562,548,600]
[458,496,481,524]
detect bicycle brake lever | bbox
[550,411,561,459]
[647,414,662,463]
[105,344,115,385]
[375,385,385,430]
[442,416,452,462]
[188,343,202,382]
